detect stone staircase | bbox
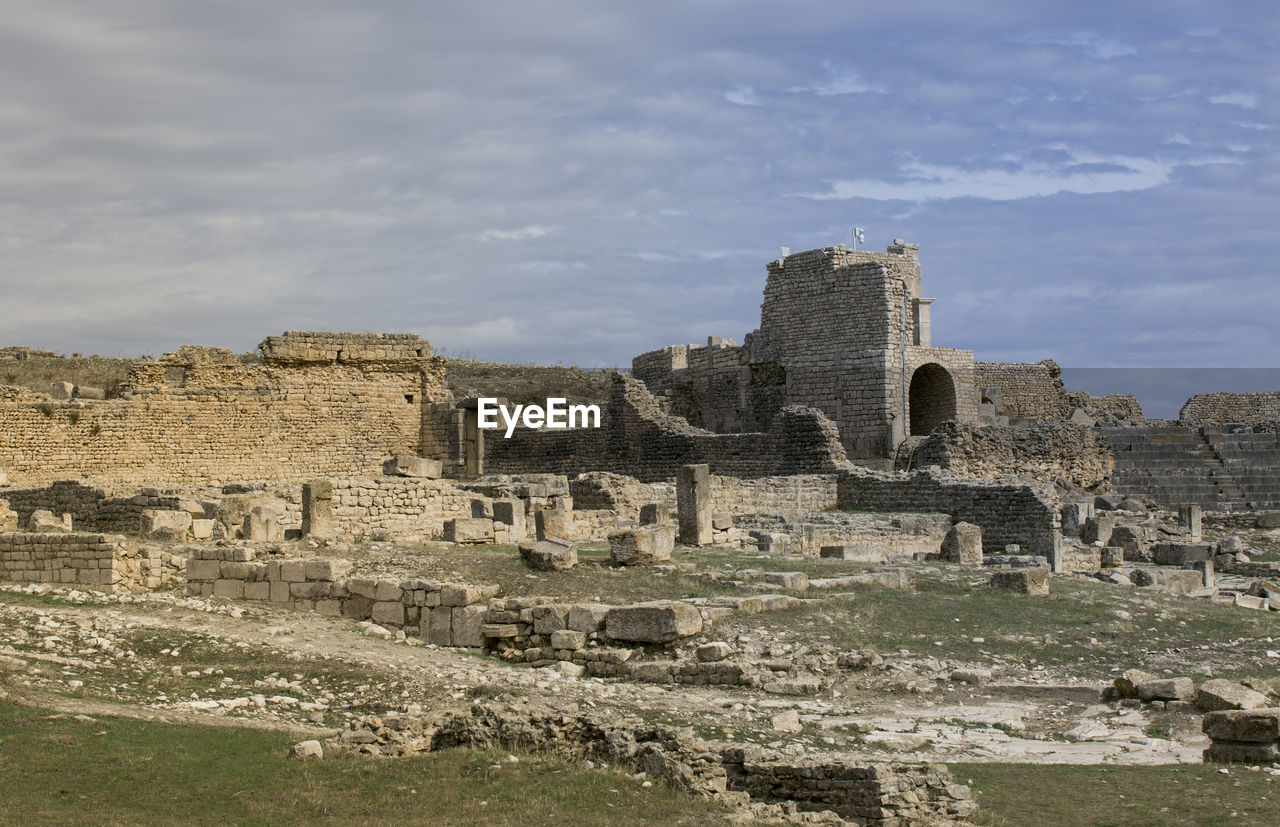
[1101,426,1280,511]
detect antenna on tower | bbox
[852,227,865,250]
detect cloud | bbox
[1013,31,1136,60]
[790,62,885,96]
[801,151,1179,202]
[724,85,761,106]
[1209,92,1258,108]
[474,225,560,242]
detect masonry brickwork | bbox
[0,531,170,591]
[1181,392,1280,427]
[973,360,1070,419]
[0,332,449,486]
[913,420,1115,489]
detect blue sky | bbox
[1,1,1277,384]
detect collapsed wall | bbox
[0,531,170,592]
[1181,392,1280,427]
[484,375,848,482]
[836,467,1060,555]
[973,360,1070,419]
[913,420,1115,489]
[0,333,449,486]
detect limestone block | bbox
[1202,708,1280,743]
[1137,677,1195,702]
[215,495,255,530]
[0,498,15,531]
[491,499,527,540]
[1152,542,1211,566]
[1081,514,1115,545]
[763,571,808,591]
[628,661,675,684]
[1204,741,1280,763]
[387,456,442,478]
[566,603,609,632]
[191,519,215,540]
[49,381,74,400]
[520,538,578,571]
[305,559,352,582]
[243,581,270,601]
[1110,525,1148,559]
[1099,547,1124,569]
[1179,504,1203,542]
[753,532,792,554]
[550,629,586,650]
[440,583,496,607]
[1195,680,1269,713]
[1257,512,1280,530]
[605,601,703,643]
[940,522,982,565]
[639,503,669,525]
[73,385,105,400]
[28,510,71,533]
[1112,669,1156,699]
[213,579,244,599]
[425,606,453,645]
[676,464,712,546]
[989,568,1049,595]
[1157,569,1203,595]
[243,507,283,542]
[451,605,487,647]
[531,604,570,634]
[1060,501,1092,537]
[140,509,191,541]
[301,480,335,539]
[371,601,405,627]
[341,595,372,619]
[185,559,220,581]
[444,517,495,544]
[480,623,520,639]
[534,508,573,541]
[608,525,675,566]
[697,641,732,662]
[280,561,307,582]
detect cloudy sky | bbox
[2,1,1277,387]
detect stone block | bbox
[301,480,335,539]
[212,579,244,599]
[1081,514,1115,545]
[628,661,675,684]
[243,581,270,601]
[605,601,703,643]
[531,604,570,634]
[279,561,307,582]
[763,571,808,591]
[753,532,792,554]
[1202,708,1280,743]
[1137,677,1195,702]
[608,525,675,566]
[1196,680,1269,713]
[1179,504,1203,542]
[1158,569,1203,595]
[534,508,573,541]
[638,503,669,525]
[371,601,405,627]
[48,381,74,400]
[444,518,495,544]
[191,519,216,540]
[480,623,520,639]
[305,559,352,582]
[341,595,372,619]
[1099,547,1125,569]
[520,538,578,571]
[185,559,220,581]
[696,641,732,662]
[990,568,1049,595]
[440,583,495,607]
[817,543,882,562]
[676,464,712,546]
[451,605,487,648]
[140,509,191,541]
[939,522,982,565]
[1203,741,1280,763]
[1060,501,1093,536]
[425,606,452,645]
[387,456,442,478]
[491,499,526,540]
[550,629,586,650]
[566,603,609,632]
[243,507,283,542]
[711,515,732,531]
[1256,512,1280,530]
[1152,542,1211,566]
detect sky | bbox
[2,2,1277,396]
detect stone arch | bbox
[909,363,956,436]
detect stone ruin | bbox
[3,239,1280,822]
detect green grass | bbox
[756,573,1280,680]
[957,762,1280,826]
[0,699,727,825]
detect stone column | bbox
[677,464,712,546]
[301,480,335,539]
[1180,505,1202,542]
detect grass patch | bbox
[1,355,135,398]
[0,699,726,825]
[956,762,1280,826]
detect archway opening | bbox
[909,363,956,436]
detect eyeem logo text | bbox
[477,397,601,438]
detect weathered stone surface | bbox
[387,456,442,478]
[534,508,573,541]
[696,641,732,662]
[762,571,808,591]
[1203,741,1280,763]
[990,568,1048,595]
[605,601,703,643]
[939,521,982,565]
[638,503,669,525]
[550,629,586,650]
[1099,546,1124,569]
[1195,680,1269,713]
[608,524,675,566]
[1112,669,1156,700]
[491,499,526,540]
[1081,514,1115,545]
[451,605,487,648]
[519,538,578,571]
[1137,677,1195,702]
[1202,708,1280,743]
[444,517,495,544]
[567,603,609,632]
[301,479,335,539]
[289,740,324,760]
[139,509,190,541]
[1152,542,1211,566]
[676,464,712,546]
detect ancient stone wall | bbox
[974,360,1070,419]
[709,474,838,519]
[913,420,1115,489]
[2,480,202,533]
[1067,391,1145,425]
[326,477,490,540]
[1181,392,1280,427]
[0,531,165,591]
[0,332,449,486]
[836,467,1060,555]
[484,375,848,482]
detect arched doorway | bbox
[909,363,956,435]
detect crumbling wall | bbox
[974,360,1070,419]
[1067,391,1145,425]
[325,477,487,540]
[1180,392,1280,427]
[568,472,675,514]
[0,532,164,591]
[484,375,848,482]
[709,474,838,519]
[836,467,1060,555]
[0,332,449,485]
[1,480,201,533]
[913,420,1115,489]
